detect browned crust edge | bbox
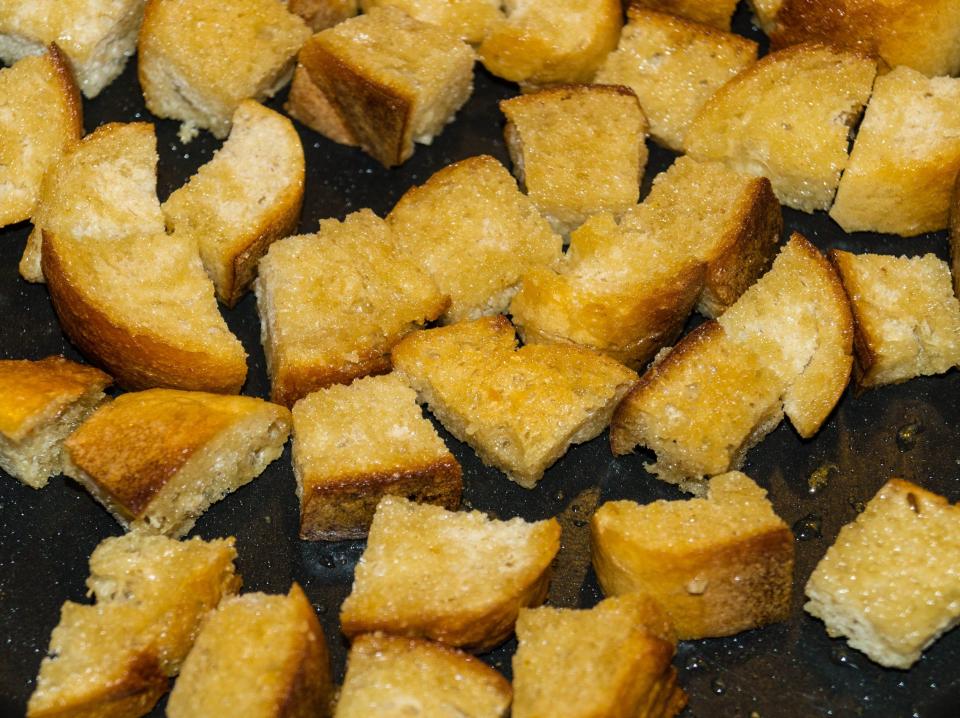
[274,584,335,718]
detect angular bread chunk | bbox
[285,63,358,145]
[0,0,145,98]
[830,67,960,236]
[592,472,794,639]
[336,633,511,717]
[386,155,562,323]
[629,0,740,30]
[299,6,475,167]
[0,357,110,489]
[64,389,292,537]
[293,374,461,540]
[595,9,757,151]
[167,584,333,718]
[27,533,241,718]
[288,0,357,31]
[340,496,561,651]
[139,0,311,139]
[829,251,960,388]
[255,209,448,407]
[40,123,248,393]
[685,43,877,212]
[392,316,638,487]
[512,594,687,718]
[478,0,621,88]
[360,0,502,43]
[805,479,960,669]
[162,100,305,307]
[500,85,647,236]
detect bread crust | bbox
[288,0,358,30]
[285,63,358,146]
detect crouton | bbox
[284,63,358,145]
[360,0,502,44]
[288,0,358,31]
[628,0,740,31]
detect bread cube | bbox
[686,43,877,212]
[592,472,794,639]
[288,0,358,31]
[595,9,756,151]
[285,63,358,145]
[805,479,960,669]
[360,0,502,43]
[340,496,560,651]
[387,155,562,323]
[629,0,740,30]
[830,67,960,236]
[292,374,461,540]
[139,0,311,139]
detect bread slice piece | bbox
[0,0,145,98]
[685,43,877,212]
[830,67,960,236]
[628,0,740,30]
[336,633,511,717]
[162,100,305,307]
[595,9,757,151]
[288,0,358,31]
[386,155,563,323]
[167,584,333,718]
[360,0,502,44]
[592,472,794,639]
[27,533,241,718]
[500,84,647,236]
[285,63,358,145]
[40,122,248,393]
[512,594,687,718]
[340,496,560,651]
[805,479,960,669]
[293,374,461,540]
[0,357,110,489]
[139,0,311,139]
[63,388,292,537]
[392,315,638,487]
[298,6,475,167]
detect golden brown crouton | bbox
[284,63,358,145]
[360,0,502,43]
[629,0,740,30]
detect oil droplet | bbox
[554,490,565,502]
[830,645,857,668]
[316,604,328,615]
[793,513,823,540]
[896,422,924,451]
[320,555,336,569]
[808,463,838,494]
[684,654,703,670]
[711,678,726,695]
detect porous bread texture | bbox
[298,6,475,167]
[0,357,110,489]
[952,175,960,299]
[360,0,502,44]
[138,0,311,139]
[512,594,687,718]
[829,67,960,237]
[285,63,358,145]
[162,100,305,307]
[0,46,82,228]
[39,123,248,394]
[288,0,358,31]
[478,0,622,88]
[805,479,960,669]
[829,251,960,388]
[255,209,448,408]
[167,584,333,718]
[340,496,561,651]
[0,0,145,98]
[64,389,292,538]
[293,374,462,540]
[500,84,647,237]
[391,315,638,488]
[386,155,563,323]
[336,633,511,717]
[591,472,794,640]
[628,0,740,30]
[595,9,757,152]
[27,533,241,718]
[685,43,877,212]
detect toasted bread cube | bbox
[500,85,647,236]
[478,0,621,88]
[299,7,475,167]
[629,0,740,30]
[592,472,794,639]
[686,43,877,212]
[360,0,502,44]
[387,155,562,323]
[805,479,960,669]
[27,533,241,718]
[139,0,311,139]
[392,316,638,487]
[285,63,358,145]
[340,496,560,651]
[64,389,291,537]
[167,584,333,718]
[293,374,462,540]
[830,68,960,236]
[255,209,448,407]
[595,10,756,152]
[336,633,511,717]
[162,100,305,307]
[288,0,358,31]
[0,357,110,489]
[512,594,687,718]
